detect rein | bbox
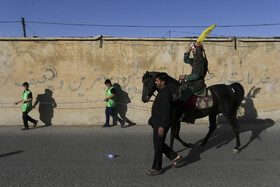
[143,77,156,102]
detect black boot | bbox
[180,110,196,124]
[187,109,196,124]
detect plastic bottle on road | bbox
[104,154,115,158]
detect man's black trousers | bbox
[152,126,178,170]
[22,112,36,128]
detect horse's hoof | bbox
[233,148,240,154]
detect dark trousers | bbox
[105,107,123,125]
[22,112,36,128]
[152,126,178,170]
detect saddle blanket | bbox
[195,89,213,110]
[185,89,214,110]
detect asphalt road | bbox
[0,120,279,187]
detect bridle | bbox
[142,77,156,101]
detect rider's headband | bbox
[190,43,203,50]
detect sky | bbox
[0,0,280,38]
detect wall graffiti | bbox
[6,64,280,97]
[213,68,278,86]
[86,74,109,91]
[0,38,279,125]
[69,76,86,92]
[14,66,58,87]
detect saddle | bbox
[178,79,213,110]
[182,89,214,110]
[179,89,213,124]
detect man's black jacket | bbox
[151,86,173,129]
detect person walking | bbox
[146,73,184,176]
[103,79,124,128]
[14,82,38,130]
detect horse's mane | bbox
[142,71,179,86]
[142,71,181,101]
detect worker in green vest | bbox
[14,82,38,130]
[103,79,124,128]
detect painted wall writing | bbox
[0,38,279,125]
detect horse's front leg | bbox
[170,111,177,149]
[170,109,193,149]
[175,120,193,148]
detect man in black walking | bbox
[146,73,183,176]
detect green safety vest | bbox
[106,86,116,107]
[22,90,32,112]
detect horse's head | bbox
[142,71,157,103]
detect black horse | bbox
[142,71,245,153]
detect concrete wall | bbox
[0,37,279,125]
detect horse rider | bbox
[179,43,208,123]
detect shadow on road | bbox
[0,150,24,158]
[164,86,275,170]
[174,119,274,169]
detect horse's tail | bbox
[229,83,245,114]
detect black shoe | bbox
[187,109,196,124]
[189,118,195,124]
[33,120,38,128]
[102,124,110,128]
[21,127,29,131]
[180,112,196,124]
[120,121,125,128]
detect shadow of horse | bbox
[170,86,275,169]
[173,118,274,169]
[113,83,136,128]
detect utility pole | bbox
[21,17,26,37]
[168,30,171,38]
